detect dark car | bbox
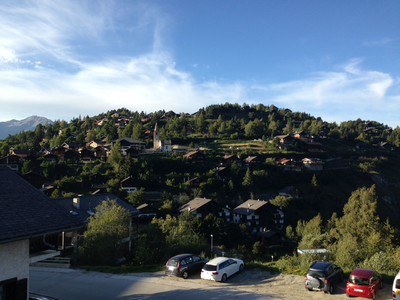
[165,253,208,279]
[305,261,344,294]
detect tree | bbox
[242,168,253,188]
[108,140,123,167]
[78,199,130,266]
[127,188,147,207]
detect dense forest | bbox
[2,102,400,273]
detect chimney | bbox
[73,197,80,209]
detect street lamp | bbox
[210,234,213,254]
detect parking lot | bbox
[157,269,393,300]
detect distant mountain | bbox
[0,116,54,140]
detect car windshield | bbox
[307,270,324,277]
[203,264,217,271]
[167,258,178,267]
[349,276,370,286]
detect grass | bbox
[78,264,165,274]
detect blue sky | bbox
[1,0,400,128]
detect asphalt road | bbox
[29,267,286,300]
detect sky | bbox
[1,0,400,128]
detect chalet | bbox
[232,200,280,233]
[87,140,105,149]
[356,142,368,150]
[279,186,299,199]
[120,176,138,193]
[177,198,230,221]
[302,157,324,171]
[184,177,201,191]
[52,146,66,158]
[258,230,282,246]
[293,131,308,140]
[9,149,30,160]
[185,151,206,163]
[0,166,85,300]
[243,156,261,166]
[216,166,230,181]
[21,171,51,189]
[126,147,140,158]
[307,142,324,152]
[111,137,146,155]
[64,149,80,163]
[378,141,391,149]
[136,203,158,221]
[62,142,79,151]
[80,148,94,162]
[90,183,109,194]
[93,146,107,158]
[222,154,240,165]
[0,154,21,171]
[281,159,303,172]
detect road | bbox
[29,267,286,300]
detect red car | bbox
[346,268,383,299]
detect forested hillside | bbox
[2,103,400,269]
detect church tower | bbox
[153,123,160,151]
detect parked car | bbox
[201,257,244,282]
[165,253,208,279]
[346,268,383,299]
[304,261,344,294]
[393,270,400,299]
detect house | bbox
[243,156,261,165]
[0,154,21,171]
[258,230,282,246]
[87,140,105,149]
[125,147,140,158]
[0,166,85,300]
[111,137,146,155]
[64,149,80,163]
[216,166,230,181]
[120,176,138,193]
[43,153,59,162]
[136,203,158,222]
[177,198,230,221]
[307,142,324,153]
[184,177,201,191]
[55,193,140,221]
[279,186,299,199]
[21,171,51,189]
[222,154,240,165]
[302,157,324,171]
[232,199,280,233]
[93,146,107,158]
[276,134,294,147]
[9,149,30,160]
[80,148,94,162]
[52,146,67,158]
[293,131,308,140]
[62,142,79,151]
[185,151,206,163]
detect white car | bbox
[201,257,244,282]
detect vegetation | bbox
[2,103,400,277]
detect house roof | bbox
[233,199,273,215]
[177,197,212,213]
[0,166,85,244]
[113,137,146,144]
[54,193,140,219]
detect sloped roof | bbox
[177,197,212,213]
[54,193,140,218]
[0,166,85,244]
[233,199,273,215]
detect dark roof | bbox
[54,193,140,218]
[0,166,85,244]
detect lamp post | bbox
[210,234,213,255]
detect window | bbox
[192,255,201,263]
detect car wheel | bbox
[182,271,189,279]
[239,264,244,272]
[307,288,313,292]
[328,284,334,294]
[221,274,227,282]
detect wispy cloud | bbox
[363,38,392,47]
